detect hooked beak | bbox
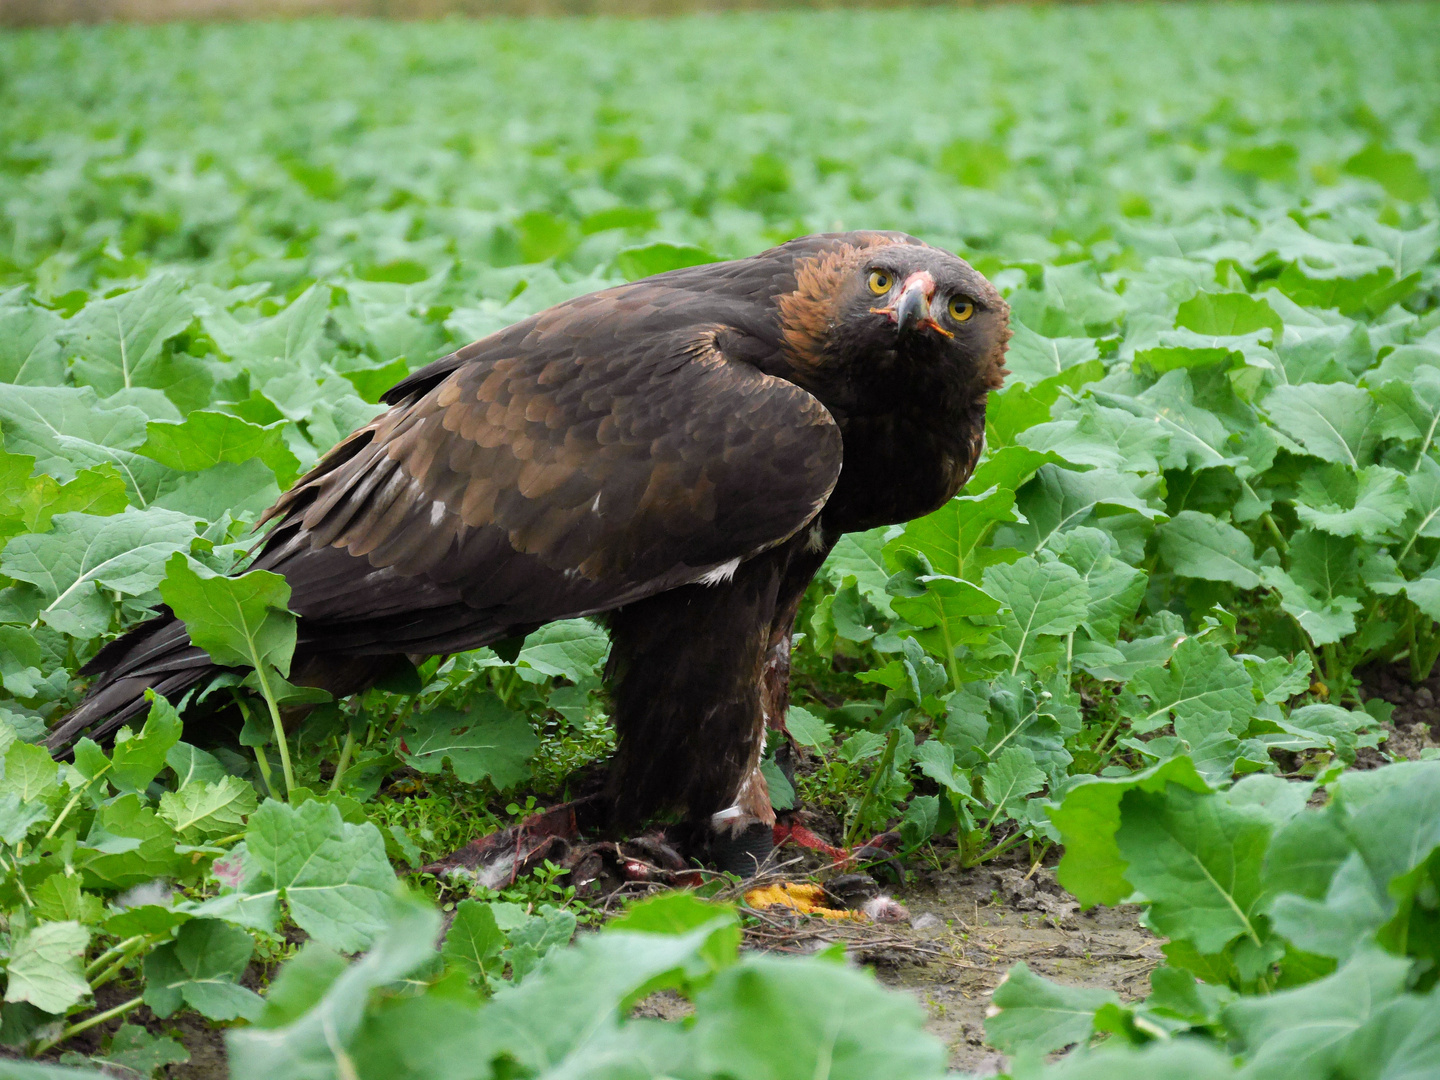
[873,270,951,337]
[893,279,929,333]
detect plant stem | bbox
[1282,610,1322,676]
[84,935,146,978]
[1412,619,1440,684]
[31,996,143,1057]
[329,730,356,793]
[44,762,108,841]
[0,853,34,908]
[89,937,153,991]
[250,663,295,799]
[845,728,899,848]
[252,745,278,802]
[1407,611,1421,684]
[967,828,1030,868]
[1092,709,1128,768]
[1260,511,1289,554]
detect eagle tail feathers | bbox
[46,614,220,757]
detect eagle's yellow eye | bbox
[868,270,892,295]
[949,297,975,322]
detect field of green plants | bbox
[2,3,1439,1077]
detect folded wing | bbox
[252,289,843,658]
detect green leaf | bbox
[1003,320,1100,386]
[1050,756,1215,908]
[1272,704,1381,764]
[986,381,1053,448]
[0,385,151,484]
[136,410,300,487]
[1397,457,1440,548]
[1294,464,1409,540]
[692,954,947,1080]
[143,918,264,1021]
[0,452,128,546]
[1020,398,1170,475]
[888,570,1001,667]
[2,921,90,1015]
[1176,291,1284,342]
[31,873,104,925]
[97,1024,190,1076]
[982,745,1046,820]
[984,962,1117,1054]
[0,303,66,385]
[1116,783,1276,955]
[1093,372,1240,473]
[1051,527,1145,642]
[1224,947,1411,1080]
[109,691,184,793]
[159,553,296,677]
[1269,852,1390,961]
[614,242,720,280]
[1336,991,1440,1080]
[154,458,282,521]
[913,738,965,794]
[890,487,1026,583]
[966,445,1062,495]
[202,283,331,377]
[1158,510,1262,589]
[252,941,349,1028]
[979,557,1088,675]
[159,775,259,841]
[982,672,1079,774]
[0,626,46,699]
[1373,364,1440,451]
[470,921,737,1074]
[1245,653,1313,704]
[514,619,610,683]
[65,276,211,411]
[0,792,52,845]
[0,739,60,804]
[1135,326,1274,376]
[1265,382,1378,468]
[75,793,189,889]
[239,798,398,952]
[1005,465,1165,554]
[820,528,895,616]
[166,741,227,788]
[228,899,440,1077]
[1123,637,1255,739]
[1344,143,1431,202]
[441,899,506,981]
[1,508,201,638]
[398,699,539,790]
[785,705,833,750]
[1262,529,1365,647]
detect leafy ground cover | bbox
[1,2,1439,1076]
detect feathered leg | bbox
[604,530,831,830]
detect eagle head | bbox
[775,231,1010,404]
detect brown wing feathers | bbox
[247,285,842,660]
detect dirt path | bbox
[874,864,1160,1073]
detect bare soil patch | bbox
[1357,661,1440,765]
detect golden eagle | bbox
[51,231,1009,862]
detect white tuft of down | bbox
[697,557,741,586]
[805,522,826,552]
[861,895,910,923]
